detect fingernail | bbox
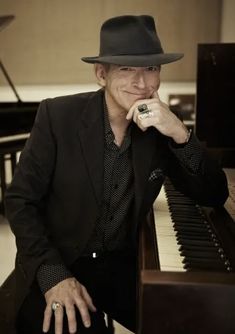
[84,321,90,328]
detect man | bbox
[5,15,228,334]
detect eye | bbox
[146,66,160,72]
[119,67,133,71]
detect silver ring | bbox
[51,301,62,312]
[138,104,149,113]
[138,111,153,120]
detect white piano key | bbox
[153,185,186,272]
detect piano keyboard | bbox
[153,184,185,272]
[153,178,232,272]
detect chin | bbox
[125,100,138,111]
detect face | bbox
[95,64,161,113]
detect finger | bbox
[126,99,148,120]
[139,116,155,129]
[151,90,160,100]
[138,124,148,132]
[127,99,155,121]
[136,116,148,132]
[75,298,91,328]
[54,306,64,334]
[43,305,53,333]
[81,285,97,312]
[133,106,140,123]
[65,304,77,334]
[126,103,136,120]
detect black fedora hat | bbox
[81,15,183,67]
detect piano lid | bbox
[0,14,38,139]
[0,15,22,102]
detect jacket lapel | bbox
[77,90,104,206]
[132,125,158,216]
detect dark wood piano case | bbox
[138,209,235,334]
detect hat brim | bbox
[81,53,183,66]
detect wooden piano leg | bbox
[10,152,17,176]
[106,315,115,334]
[0,153,6,214]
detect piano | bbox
[138,177,235,334]
[138,42,235,334]
[0,15,38,213]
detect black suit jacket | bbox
[4,88,228,316]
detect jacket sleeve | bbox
[167,133,229,207]
[4,99,64,287]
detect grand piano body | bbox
[0,16,38,213]
[0,86,38,214]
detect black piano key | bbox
[182,256,225,265]
[175,229,212,236]
[172,217,205,223]
[180,249,225,259]
[185,263,227,271]
[176,230,215,238]
[173,222,208,227]
[169,208,200,214]
[183,259,227,270]
[174,222,207,227]
[176,233,214,240]
[177,238,218,247]
[174,226,209,233]
[169,204,198,210]
[176,233,214,241]
[179,244,225,254]
[177,233,216,241]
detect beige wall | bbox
[221,0,235,41]
[0,0,221,85]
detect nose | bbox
[133,70,146,89]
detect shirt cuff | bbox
[36,263,73,294]
[169,133,204,174]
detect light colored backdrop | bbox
[0,0,227,85]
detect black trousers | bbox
[16,252,137,333]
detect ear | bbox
[94,64,106,87]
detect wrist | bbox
[184,128,192,143]
[173,128,192,145]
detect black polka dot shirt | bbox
[82,104,134,254]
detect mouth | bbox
[125,88,156,99]
[125,91,148,99]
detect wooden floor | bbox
[0,214,133,334]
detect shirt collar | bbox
[103,100,115,146]
[103,98,132,151]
